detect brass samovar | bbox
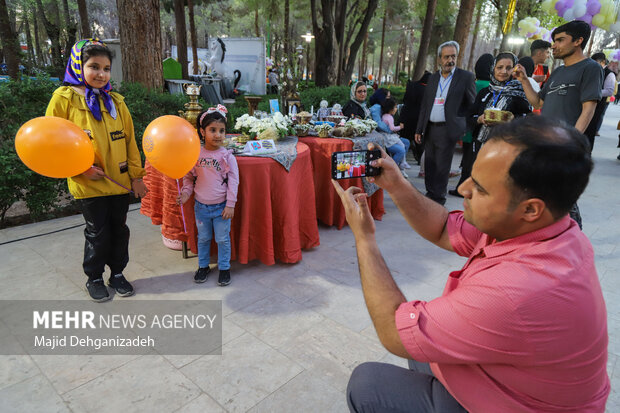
[178,83,202,127]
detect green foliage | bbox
[116,82,189,156]
[0,76,66,227]
[386,86,406,103]
[300,85,352,111]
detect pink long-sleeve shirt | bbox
[396,212,609,412]
[381,113,402,132]
[181,146,239,208]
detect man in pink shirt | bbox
[333,115,609,412]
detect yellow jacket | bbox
[46,86,145,199]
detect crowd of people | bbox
[337,19,612,412]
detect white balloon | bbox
[573,5,587,18]
[610,22,620,33]
[563,9,576,21]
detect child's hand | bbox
[82,165,105,180]
[176,192,190,205]
[132,179,148,198]
[222,206,235,220]
[399,123,404,128]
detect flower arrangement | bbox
[314,123,334,137]
[345,119,377,136]
[234,112,293,141]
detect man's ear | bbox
[520,198,546,223]
[574,36,584,48]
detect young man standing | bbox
[514,20,603,228]
[530,39,552,87]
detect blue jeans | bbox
[387,138,411,165]
[194,201,231,270]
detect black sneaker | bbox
[194,267,211,283]
[86,278,111,302]
[218,269,231,286]
[108,274,135,297]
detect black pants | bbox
[453,140,480,190]
[424,123,458,205]
[347,360,467,412]
[80,194,130,280]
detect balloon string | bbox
[104,174,134,193]
[176,179,188,234]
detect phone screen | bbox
[331,150,381,180]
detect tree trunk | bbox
[32,11,43,65]
[24,14,36,67]
[453,0,476,66]
[0,0,21,80]
[378,7,387,84]
[467,2,482,71]
[116,0,164,89]
[77,0,91,38]
[254,6,259,37]
[188,0,199,75]
[334,0,346,85]
[284,0,290,61]
[361,31,368,76]
[35,0,64,76]
[341,0,379,85]
[310,0,336,87]
[413,0,437,81]
[174,0,188,79]
[61,0,77,59]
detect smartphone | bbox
[331,149,381,180]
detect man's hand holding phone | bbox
[365,143,407,193]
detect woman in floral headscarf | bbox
[343,81,371,119]
[450,52,531,197]
[45,39,147,303]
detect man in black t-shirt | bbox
[514,20,603,228]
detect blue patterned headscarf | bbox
[64,39,116,121]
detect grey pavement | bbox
[1,106,619,412]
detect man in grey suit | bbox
[415,41,476,205]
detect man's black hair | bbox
[474,53,494,81]
[487,116,593,219]
[530,39,551,55]
[518,56,535,77]
[591,52,607,63]
[552,20,591,50]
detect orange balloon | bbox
[368,74,373,80]
[142,115,201,179]
[15,116,95,178]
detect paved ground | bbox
[1,106,619,412]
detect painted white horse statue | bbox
[207,38,227,76]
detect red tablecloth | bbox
[299,136,384,229]
[141,142,320,265]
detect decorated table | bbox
[140,140,320,265]
[299,130,386,229]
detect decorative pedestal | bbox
[244,96,262,116]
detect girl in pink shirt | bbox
[177,106,239,286]
[381,98,403,133]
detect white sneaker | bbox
[401,170,409,178]
[401,160,412,169]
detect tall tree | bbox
[453,0,476,65]
[378,6,387,84]
[61,0,77,55]
[311,0,379,86]
[467,2,483,71]
[116,0,163,89]
[188,0,198,75]
[413,0,437,81]
[77,0,91,38]
[35,0,64,75]
[0,0,21,80]
[310,0,337,86]
[174,0,188,79]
